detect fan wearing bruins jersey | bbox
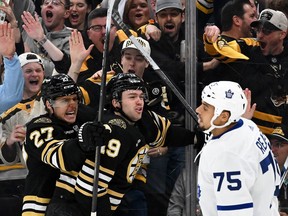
[203,8,288,135]
[0,52,46,216]
[202,0,258,84]
[0,52,46,179]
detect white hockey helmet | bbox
[201,81,247,133]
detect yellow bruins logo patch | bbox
[108,118,127,129]
[33,117,52,124]
[217,40,225,50]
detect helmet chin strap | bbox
[204,114,231,134]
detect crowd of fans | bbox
[0,0,288,215]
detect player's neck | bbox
[114,111,135,125]
[212,123,236,137]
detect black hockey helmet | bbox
[106,73,148,102]
[41,74,81,103]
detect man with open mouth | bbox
[202,8,288,137]
[0,51,46,216]
[21,0,72,76]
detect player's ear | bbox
[112,99,121,109]
[45,100,54,114]
[121,55,125,65]
[220,111,230,123]
[280,31,287,40]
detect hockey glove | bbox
[78,122,110,153]
[194,124,206,153]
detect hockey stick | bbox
[91,0,119,215]
[111,10,198,122]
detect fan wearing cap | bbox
[269,125,288,215]
[250,8,288,56]
[137,0,185,124]
[0,21,25,216]
[270,126,288,171]
[0,51,45,141]
[145,0,187,116]
[0,51,46,174]
[0,52,46,216]
[201,8,288,135]
[240,8,288,135]
[90,36,151,80]
[203,8,287,62]
[154,0,183,42]
[121,37,151,78]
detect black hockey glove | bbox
[78,122,110,153]
[194,124,206,153]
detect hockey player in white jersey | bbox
[196,81,280,216]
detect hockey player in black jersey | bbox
[22,72,151,216]
[72,73,194,215]
[36,73,193,216]
[22,74,109,216]
[41,72,150,216]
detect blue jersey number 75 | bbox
[213,171,242,192]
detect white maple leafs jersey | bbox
[198,118,280,216]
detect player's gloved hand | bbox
[194,124,206,153]
[78,122,110,152]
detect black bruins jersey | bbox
[73,110,194,216]
[23,108,193,216]
[22,114,83,216]
[79,73,115,111]
[203,35,259,63]
[74,112,148,216]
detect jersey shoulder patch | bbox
[33,117,52,124]
[108,118,127,129]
